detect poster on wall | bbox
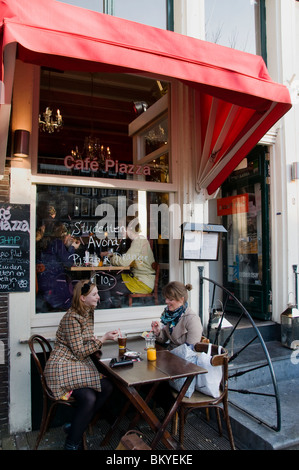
[0,204,30,292]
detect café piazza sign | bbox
[64,156,151,176]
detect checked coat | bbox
[44,308,103,399]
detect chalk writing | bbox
[0,204,30,292]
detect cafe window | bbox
[35,185,169,313]
[38,70,170,184]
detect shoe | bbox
[64,438,82,450]
[63,423,72,435]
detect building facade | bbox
[0,0,297,435]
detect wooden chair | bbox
[28,334,87,450]
[128,262,160,306]
[171,342,235,450]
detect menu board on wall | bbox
[0,204,30,292]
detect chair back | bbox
[194,342,229,392]
[28,334,54,399]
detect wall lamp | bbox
[13,129,30,157]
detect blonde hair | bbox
[71,280,96,315]
[162,281,192,303]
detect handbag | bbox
[116,430,151,450]
[195,343,222,398]
[169,344,198,397]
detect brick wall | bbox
[0,167,10,435]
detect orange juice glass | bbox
[147,348,157,361]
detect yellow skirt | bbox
[121,273,152,294]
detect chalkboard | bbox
[0,204,30,292]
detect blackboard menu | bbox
[0,204,30,292]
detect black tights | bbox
[68,378,113,444]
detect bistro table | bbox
[91,342,207,450]
[68,265,130,283]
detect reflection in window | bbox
[113,0,167,28]
[143,117,168,156]
[205,0,260,55]
[56,0,103,12]
[35,185,169,313]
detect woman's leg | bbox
[66,379,113,448]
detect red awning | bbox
[0,0,292,193]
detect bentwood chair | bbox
[171,342,235,450]
[128,262,160,306]
[28,334,87,450]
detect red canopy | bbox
[0,0,292,193]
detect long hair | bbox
[162,281,192,303]
[71,279,96,316]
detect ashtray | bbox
[124,351,141,359]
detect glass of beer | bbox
[118,333,127,355]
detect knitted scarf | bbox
[160,302,188,334]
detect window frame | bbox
[30,67,178,332]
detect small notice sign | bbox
[217,194,249,216]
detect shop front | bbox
[0,0,292,432]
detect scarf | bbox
[160,302,188,334]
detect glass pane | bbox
[114,0,167,28]
[205,0,260,54]
[143,116,168,156]
[36,185,169,313]
[38,70,170,184]
[225,183,262,292]
[55,0,103,12]
[140,153,168,183]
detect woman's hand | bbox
[151,321,160,335]
[100,330,119,343]
[72,239,81,249]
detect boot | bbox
[64,438,82,450]
[63,422,71,435]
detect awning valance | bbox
[0,0,292,193]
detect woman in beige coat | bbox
[151,281,203,349]
[44,280,118,449]
[150,281,203,412]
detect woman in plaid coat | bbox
[44,279,118,450]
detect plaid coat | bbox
[44,308,102,399]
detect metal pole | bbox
[198,266,204,323]
[293,265,298,308]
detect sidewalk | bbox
[1,409,235,451]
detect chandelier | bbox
[71,136,111,166]
[39,107,63,133]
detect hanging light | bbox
[39,107,63,133]
[71,136,111,166]
[71,74,111,167]
[39,69,63,133]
